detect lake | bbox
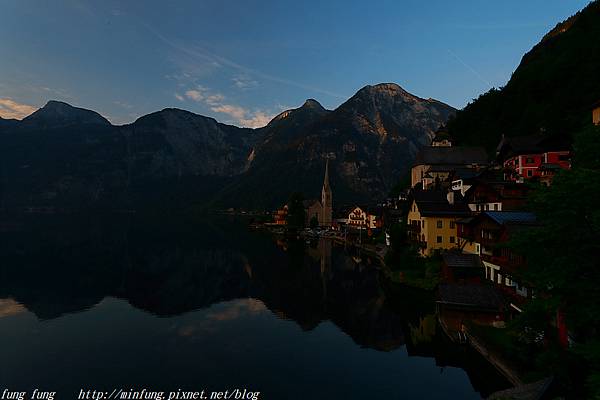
[0,214,510,399]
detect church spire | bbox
[323,158,330,190]
[321,158,333,226]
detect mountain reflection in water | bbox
[0,214,510,399]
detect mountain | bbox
[214,83,455,208]
[447,0,600,152]
[22,100,111,128]
[0,84,454,210]
[0,102,260,209]
[123,108,260,178]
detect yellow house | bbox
[407,190,471,256]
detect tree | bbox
[509,124,600,396]
[286,192,306,230]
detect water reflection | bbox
[0,214,510,398]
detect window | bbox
[436,236,442,243]
[526,157,534,164]
[437,220,442,229]
[527,170,533,177]
[449,221,455,229]
[494,203,499,211]
[449,236,455,244]
[476,244,480,254]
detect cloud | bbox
[181,86,275,128]
[185,89,204,101]
[0,299,26,319]
[211,104,274,128]
[144,24,345,99]
[232,75,259,90]
[0,98,37,120]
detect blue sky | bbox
[0,0,591,126]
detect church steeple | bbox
[320,158,332,226]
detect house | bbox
[456,211,537,299]
[496,134,571,183]
[407,189,471,256]
[346,206,379,230]
[593,102,600,126]
[411,146,488,188]
[451,177,529,212]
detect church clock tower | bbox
[320,159,333,226]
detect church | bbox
[304,159,333,227]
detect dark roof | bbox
[438,284,504,311]
[413,146,488,167]
[484,211,537,225]
[456,216,475,225]
[496,134,571,158]
[442,253,482,269]
[412,189,471,217]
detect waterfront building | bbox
[594,101,600,125]
[345,206,379,230]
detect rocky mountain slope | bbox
[215,83,455,208]
[0,84,454,210]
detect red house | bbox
[496,134,571,184]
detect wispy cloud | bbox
[0,98,37,120]
[145,24,345,100]
[211,104,274,128]
[232,75,259,90]
[447,49,492,88]
[178,85,276,128]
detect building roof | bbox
[411,189,471,217]
[496,134,571,159]
[442,253,482,269]
[483,211,537,225]
[438,283,504,311]
[413,146,489,167]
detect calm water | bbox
[0,214,510,399]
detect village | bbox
[249,103,600,397]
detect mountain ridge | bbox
[0,83,455,209]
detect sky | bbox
[0,0,591,127]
